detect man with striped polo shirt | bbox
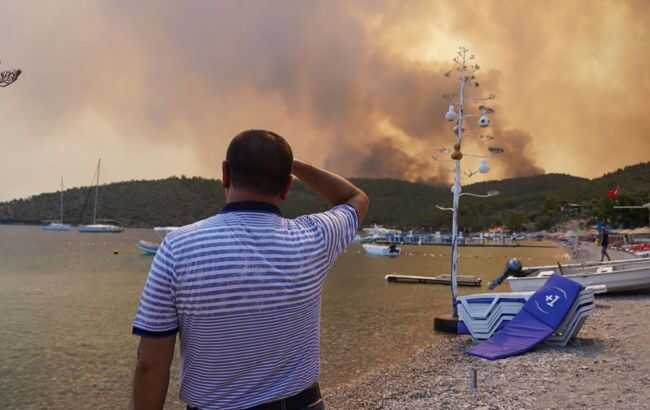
[131,129,368,410]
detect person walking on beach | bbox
[130,129,368,410]
[599,223,611,262]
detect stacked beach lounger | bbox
[457,288,595,346]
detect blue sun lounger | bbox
[467,274,583,360]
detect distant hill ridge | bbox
[1,162,649,230]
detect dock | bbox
[385,274,482,287]
[374,240,520,248]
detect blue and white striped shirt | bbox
[133,201,358,410]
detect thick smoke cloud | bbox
[1,1,649,200]
[491,129,545,178]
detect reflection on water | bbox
[0,226,566,409]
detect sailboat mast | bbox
[93,159,101,224]
[60,177,64,224]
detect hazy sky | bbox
[1,1,649,201]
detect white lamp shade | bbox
[479,159,490,174]
[445,105,457,121]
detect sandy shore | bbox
[324,243,650,409]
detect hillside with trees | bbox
[1,162,648,231]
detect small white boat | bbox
[137,240,159,255]
[79,224,124,233]
[137,226,180,255]
[43,222,72,231]
[362,243,401,256]
[507,258,650,293]
[153,226,180,234]
[42,177,72,231]
[358,224,402,243]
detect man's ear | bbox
[222,161,231,189]
[279,176,292,201]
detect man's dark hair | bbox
[226,129,293,196]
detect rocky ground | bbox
[324,243,650,409]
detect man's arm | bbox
[292,159,369,222]
[131,335,176,410]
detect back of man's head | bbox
[226,129,293,196]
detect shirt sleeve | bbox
[132,237,179,337]
[300,203,359,265]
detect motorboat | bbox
[137,240,159,255]
[358,225,402,243]
[153,226,180,234]
[362,243,401,256]
[137,226,180,255]
[495,257,650,293]
[79,224,123,233]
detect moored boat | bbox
[79,224,124,233]
[362,243,401,256]
[42,177,72,231]
[79,159,124,233]
[506,258,650,293]
[137,240,159,255]
[43,222,72,231]
[136,226,180,255]
[153,226,180,234]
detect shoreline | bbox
[324,242,650,409]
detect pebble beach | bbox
[325,244,650,409]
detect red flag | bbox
[607,185,620,200]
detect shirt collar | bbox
[220,201,282,216]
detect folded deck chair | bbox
[467,274,583,360]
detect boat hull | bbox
[508,266,650,293]
[137,240,159,255]
[362,244,401,256]
[42,223,72,231]
[153,226,180,233]
[522,257,649,275]
[79,224,124,233]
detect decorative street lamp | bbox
[434,47,500,333]
[0,60,22,88]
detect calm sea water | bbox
[0,226,566,409]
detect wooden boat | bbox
[385,274,481,286]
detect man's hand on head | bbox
[291,159,368,222]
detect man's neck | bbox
[226,189,281,206]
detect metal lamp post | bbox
[434,47,500,333]
[0,60,22,88]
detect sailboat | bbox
[42,177,72,231]
[79,159,124,233]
